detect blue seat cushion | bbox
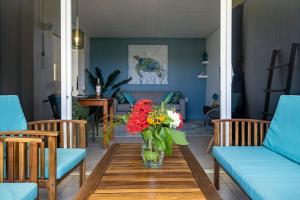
[0,95,27,131]
[213,146,300,200]
[263,95,300,164]
[0,183,37,200]
[45,148,86,179]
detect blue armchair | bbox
[0,95,87,200]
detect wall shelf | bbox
[202,61,209,65]
[197,73,208,79]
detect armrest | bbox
[212,119,270,146]
[0,130,59,137]
[28,120,87,148]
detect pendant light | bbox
[72,0,84,49]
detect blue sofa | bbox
[0,95,87,200]
[212,95,300,200]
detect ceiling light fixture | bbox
[72,0,84,49]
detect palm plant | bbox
[85,67,132,97]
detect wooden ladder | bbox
[262,43,298,120]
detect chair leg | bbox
[206,136,214,153]
[214,158,220,190]
[48,182,57,200]
[79,160,86,187]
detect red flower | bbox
[126,99,153,134]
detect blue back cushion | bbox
[161,92,174,104]
[0,95,27,131]
[263,95,300,164]
[123,92,136,105]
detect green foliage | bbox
[165,128,189,145]
[143,151,159,161]
[160,127,173,155]
[153,130,166,151]
[85,67,132,97]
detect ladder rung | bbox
[267,64,289,70]
[264,89,286,93]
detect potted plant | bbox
[119,99,188,168]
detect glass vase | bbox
[141,139,164,168]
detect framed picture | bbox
[128,45,168,84]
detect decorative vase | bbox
[141,139,164,168]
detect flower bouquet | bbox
[119,99,188,168]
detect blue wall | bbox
[89,38,206,120]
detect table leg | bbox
[109,104,114,140]
[103,102,108,148]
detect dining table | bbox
[78,98,114,148]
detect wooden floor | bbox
[75,144,220,200]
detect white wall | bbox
[206,28,220,105]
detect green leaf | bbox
[153,131,166,151]
[104,70,120,89]
[95,67,105,86]
[143,150,159,161]
[161,128,173,155]
[166,128,189,145]
[111,77,132,89]
[142,129,153,141]
[85,69,97,88]
[162,116,173,125]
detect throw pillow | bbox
[123,92,136,105]
[115,91,127,104]
[171,92,183,104]
[161,92,174,104]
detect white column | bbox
[220,0,232,146]
[61,0,72,147]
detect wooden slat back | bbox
[241,122,245,146]
[28,120,87,148]
[79,123,86,148]
[213,121,220,146]
[0,137,42,183]
[247,122,252,146]
[73,123,77,148]
[235,121,239,146]
[213,119,271,147]
[40,141,45,179]
[0,141,3,182]
[229,122,232,146]
[18,142,26,182]
[254,122,258,146]
[29,143,38,183]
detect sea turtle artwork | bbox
[134,55,166,84]
[128,45,168,84]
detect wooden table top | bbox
[75,144,221,200]
[78,98,113,106]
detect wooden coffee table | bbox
[75,144,221,200]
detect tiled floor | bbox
[40,133,249,200]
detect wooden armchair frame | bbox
[27,120,87,200]
[0,130,58,200]
[0,136,44,200]
[212,119,270,189]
